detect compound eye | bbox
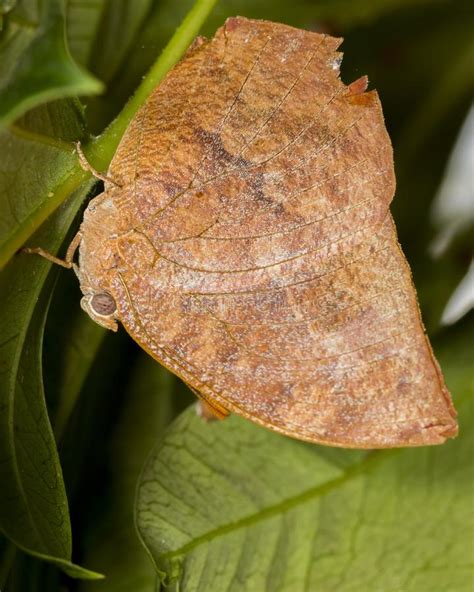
[90,292,116,316]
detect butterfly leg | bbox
[22,230,82,270]
[75,142,122,187]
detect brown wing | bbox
[104,17,457,447]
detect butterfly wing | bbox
[105,17,457,447]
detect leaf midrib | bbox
[9,123,75,151]
[159,448,397,561]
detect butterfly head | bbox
[75,193,121,332]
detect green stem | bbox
[0,0,220,269]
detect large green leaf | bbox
[0,97,99,578]
[136,318,474,591]
[53,315,105,439]
[0,185,101,578]
[0,535,16,590]
[87,0,153,84]
[2,546,61,592]
[66,0,154,132]
[0,99,101,579]
[0,0,102,126]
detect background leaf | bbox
[136,316,474,591]
[66,0,105,67]
[67,0,153,132]
[0,94,100,579]
[1,545,60,592]
[87,0,153,84]
[0,0,103,126]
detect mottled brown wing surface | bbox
[102,17,457,447]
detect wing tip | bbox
[420,419,459,443]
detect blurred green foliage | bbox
[0,0,472,590]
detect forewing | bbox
[106,18,457,447]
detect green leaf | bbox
[0,185,101,579]
[0,0,17,32]
[0,537,16,590]
[79,0,154,132]
[136,319,474,591]
[0,0,103,126]
[1,546,60,592]
[0,101,88,269]
[0,94,98,581]
[66,0,154,132]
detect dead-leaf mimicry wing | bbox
[106,17,457,448]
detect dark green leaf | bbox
[0,0,16,32]
[0,0,102,126]
[3,546,60,592]
[88,0,153,84]
[77,0,153,132]
[0,97,95,579]
[0,185,101,579]
[0,537,16,590]
[136,320,474,591]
